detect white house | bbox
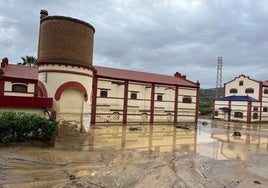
[212,74,268,123]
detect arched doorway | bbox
[58,88,84,133]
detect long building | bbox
[0,10,200,132]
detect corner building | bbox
[212,74,268,123]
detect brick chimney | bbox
[174,72,186,79]
[1,57,8,68]
[40,9,48,19]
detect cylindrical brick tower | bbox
[37,10,95,133]
[37,10,95,66]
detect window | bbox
[239,81,243,86]
[253,113,258,119]
[253,107,258,112]
[263,107,268,112]
[264,89,268,94]
[182,96,192,103]
[100,90,108,98]
[12,84,27,93]
[112,112,120,120]
[230,88,238,94]
[245,88,254,93]
[130,92,137,99]
[234,111,243,118]
[157,95,163,101]
[214,111,218,116]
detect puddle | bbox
[55,120,268,161]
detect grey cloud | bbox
[1,0,268,88]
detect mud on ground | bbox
[1,122,268,188]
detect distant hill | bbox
[200,88,224,103]
[199,88,223,115]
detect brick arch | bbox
[55,81,88,101]
[37,81,48,97]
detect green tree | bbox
[17,56,37,66]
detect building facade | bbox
[0,58,53,116]
[0,10,200,132]
[212,74,268,123]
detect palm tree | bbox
[17,56,37,66]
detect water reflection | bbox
[55,120,268,161]
[210,121,268,160]
[89,125,197,153]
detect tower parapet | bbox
[37,10,95,67]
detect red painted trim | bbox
[37,61,95,72]
[259,82,263,122]
[54,81,88,101]
[91,74,98,125]
[225,74,259,86]
[2,77,36,83]
[0,79,4,96]
[195,87,200,124]
[34,83,38,97]
[174,86,178,123]
[38,69,92,77]
[37,81,48,97]
[150,84,155,124]
[247,101,252,123]
[123,80,129,124]
[228,101,231,121]
[0,96,53,108]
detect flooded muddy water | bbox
[1,119,268,188]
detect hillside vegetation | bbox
[199,88,223,115]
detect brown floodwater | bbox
[1,119,268,187]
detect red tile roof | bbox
[262,81,268,86]
[3,64,38,80]
[94,66,198,87]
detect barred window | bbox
[253,113,258,119]
[230,88,238,94]
[183,96,192,103]
[131,92,137,99]
[12,84,27,93]
[245,88,254,93]
[234,111,243,118]
[157,95,163,101]
[100,90,108,98]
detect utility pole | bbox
[215,57,223,99]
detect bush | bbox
[0,112,58,143]
[199,101,212,115]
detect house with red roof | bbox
[0,58,53,116]
[91,66,200,125]
[212,74,268,122]
[0,10,200,133]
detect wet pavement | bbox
[1,119,268,187]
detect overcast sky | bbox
[1,0,268,88]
